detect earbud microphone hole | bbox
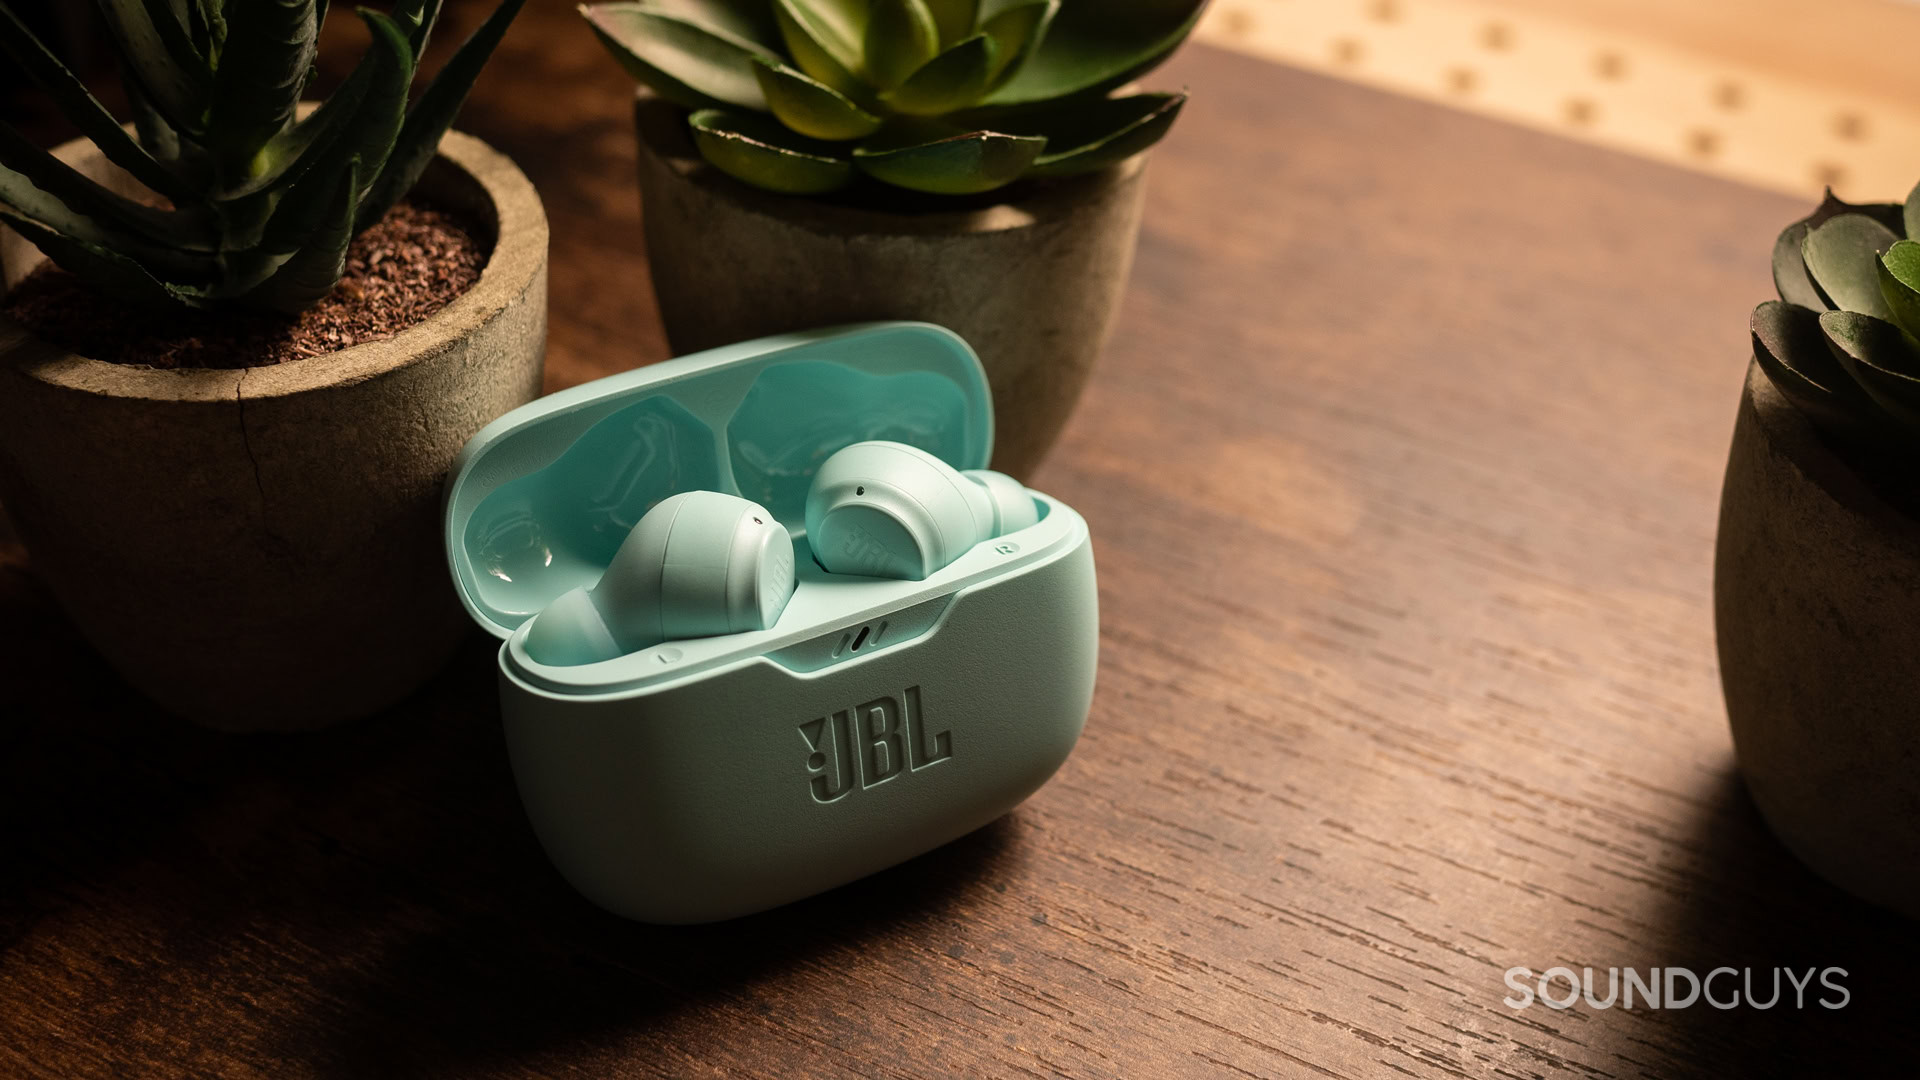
[856,486,864,495]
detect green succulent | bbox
[581,0,1200,196]
[0,0,525,314]
[1754,184,1920,450]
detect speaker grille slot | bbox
[830,621,890,658]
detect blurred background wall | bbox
[7,1,1918,202]
[1195,0,1920,200]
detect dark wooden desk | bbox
[3,5,1912,1078]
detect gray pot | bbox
[0,131,548,729]
[632,96,1148,480]
[1715,360,1920,917]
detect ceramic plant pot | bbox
[631,96,1149,480]
[0,131,548,729]
[1715,361,1920,917]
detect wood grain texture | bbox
[1,4,1914,1078]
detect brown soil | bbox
[0,201,490,369]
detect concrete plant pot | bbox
[632,95,1148,480]
[0,130,548,729]
[1715,360,1920,917]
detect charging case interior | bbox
[443,323,1098,923]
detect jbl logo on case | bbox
[799,686,951,803]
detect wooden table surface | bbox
[3,5,1913,1078]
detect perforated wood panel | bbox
[1195,0,1920,201]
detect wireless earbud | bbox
[524,491,795,666]
[805,441,1038,580]
[519,445,1031,663]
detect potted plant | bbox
[1718,185,1920,917]
[580,0,1203,477]
[0,0,543,729]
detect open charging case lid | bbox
[444,322,994,641]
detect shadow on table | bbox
[0,569,1021,1078]
[307,809,1024,1079]
[1627,764,1918,1078]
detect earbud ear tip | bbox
[970,470,1038,533]
[525,586,621,666]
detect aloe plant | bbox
[581,0,1201,196]
[0,0,525,314]
[1754,184,1920,451]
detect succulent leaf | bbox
[1802,213,1899,321]
[1769,191,1903,312]
[983,0,1204,107]
[1757,187,1920,451]
[852,121,1044,193]
[1017,90,1184,177]
[359,0,528,229]
[637,0,782,50]
[189,0,228,58]
[0,158,214,283]
[864,0,942,91]
[0,205,206,308]
[787,0,868,64]
[124,77,188,173]
[222,34,379,200]
[0,2,188,198]
[1906,180,1920,245]
[1878,240,1920,340]
[0,158,116,249]
[770,21,862,97]
[924,0,977,46]
[245,157,359,314]
[688,107,853,193]
[252,158,354,264]
[0,0,520,313]
[95,0,213,136]
[1800,188,1904,236]
[1820,309,1920,432]
[581,2,775,111]
[393,0,444,57]
[884,33,997,116]
[979,0,1055,88]
[773,0,868,90]
[753,58,884,140]
[316,11,413,201]
[588,0,1191,197]
[190,9,412,247]
[1771,221,1827,311]
[206,0,317,178]
[0,119,213,251]
[1752,299,1876,441]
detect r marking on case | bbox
[799,686,951,803]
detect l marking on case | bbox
[799,686,950,803]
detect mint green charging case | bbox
[443,323,1097,924]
